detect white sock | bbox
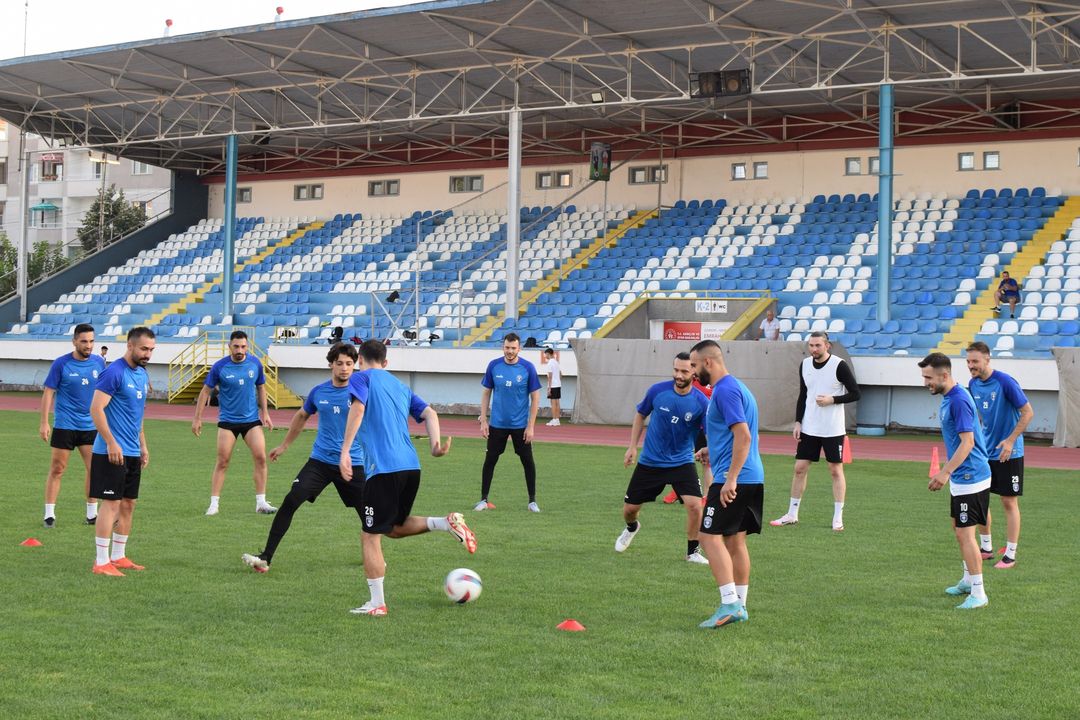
[45,503,56,520]
[833,502,845,524]
[979,533,992,552]
[970,573,986,600]
[735,584,749,607]
[1005,541,1018,559]
[95,537,110,566]
[961,561,971,586]
[788,497,800,519]
[367,576,385,606]
[718,582,739,606]
[86,502,98,519]
[111,533,128,561]
[209,495,220,507]
[256,494,267,506]
[426,516,451,532]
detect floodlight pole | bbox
[505,108,522,322]
[223,134,238,323]
[876,84,894,325]
[18,146,30,321]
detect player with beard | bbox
[39,323,106,527]
[616,352,710,564]
[89,327,155,576]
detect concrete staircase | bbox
[461,209,659,346]
[935,196,1079,355]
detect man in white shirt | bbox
[771,332,860,531]
[543,347,562,427]
[757,309,780,341]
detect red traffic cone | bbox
[20,538,43,547]
[842,436,853,464]
[556,619,586,632]
[928,446,941,478]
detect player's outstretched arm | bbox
[421,406,452,456]
[270,409,309,462]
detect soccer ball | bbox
[444,568,482,604]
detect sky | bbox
[0,0,420,61]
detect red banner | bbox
[662,321,701,340]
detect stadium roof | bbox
[2,0,1080,176]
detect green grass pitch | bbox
[2,409,1078,719]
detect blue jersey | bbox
[481,357,541,429]
[44,353,105,431]
[92,358,149,457]
[969,371,1028,460]
[940,384,991,492]
[303,381,365,467]
[348,369,428,477]
[205,355,265,423]
[705,375,765,485]
[636,381,708,467]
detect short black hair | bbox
[230,330,249,342]
[100,346,108,352]
[326,342,358,365]
[966,341,991,355]
[808,331,830,341]
[73,323,94,337]
[918,352,952,371]
[127,327,155,341]
[503,332,521,344]
[675,351,690,361]
[360,338,387,365]
[543,347,555,357]
[690,339,721,355]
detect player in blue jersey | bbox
[39,323,106,528]
[476,333,542,512]
[616,352,710,564]
[689,340,764,628]
[242,343,366,573]
[339,340,476,617]
[88,327,155,577]
[919,352,992,609]
[965,342,1034,569]
[192,330,276,516]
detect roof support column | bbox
[17,144,30,322]
[505,108,522,323]
[876,84,893,325]
[222,134,238,324]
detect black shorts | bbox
[487,426,533,458]
[90,453,142,500]
[796,433,845,463]
[694,429,707,453]
[218,420,263,438]
[989,457,1024,497]
[547,387,562,400]
[951,487,990,528]
[50,428,97,450]
[700,482,764,536]
[291,458,365,508]
[361,469,421,534]
[624,463,702,504]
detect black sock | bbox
[688,540,700,556]
[626,520,639,532]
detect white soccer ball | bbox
[444,568,482,604]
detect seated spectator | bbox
[758,308,780,341]
[993,271,1022,318]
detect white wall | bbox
[209,136,1080,220]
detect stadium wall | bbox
[206,137,1080,219]
[0,341,1060,435]
[0,172,209,328]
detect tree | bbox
[28,239,69,283]
[0,233,16,297]
[76,184,148,253]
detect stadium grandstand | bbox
[0,0,1078,443]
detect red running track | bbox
[2,394,1076,470]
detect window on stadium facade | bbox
[731,163,747,180]
[845,157,861,175]
[958,152,975,171]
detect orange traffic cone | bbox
[928,446,941,478]
[556,619,586,632]
[20,538,42,547]
[842,436,853,464]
